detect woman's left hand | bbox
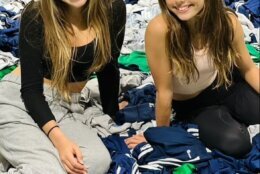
[125,133,147,149]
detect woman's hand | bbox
[125,133,147,149]
[119,101,129,110]
[48,128,87,174]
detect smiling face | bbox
[165,0,205,21]
[62,0,88,9]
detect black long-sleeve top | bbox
[19,0,126,128]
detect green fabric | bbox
[0,65,17,80]
[246,44,260,63]
[118,51,150,72]
[173,163,196,174]
[118,44,259,72]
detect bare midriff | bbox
[11,67,87,93]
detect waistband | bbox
[1,73,90,104]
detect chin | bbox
[69,0,87,8]
[73,3,86,8]
[175,14,194,21]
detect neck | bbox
[65,12,88,41]
[186,4,205,34]
[65,3,88,29]
[186,19,203,50]
[68,9,83,25]
[186,16,199,32]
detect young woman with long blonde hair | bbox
[0,0,126,173]
[126,0,259,158]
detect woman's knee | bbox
[6,163,66,174]
[194,105,252,158]
[84,146,111,174]
[95,151,111,174]
[219,127,252,158]
[0,122,66,174]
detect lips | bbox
[175,4,192,13]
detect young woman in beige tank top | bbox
[125,0,259,158]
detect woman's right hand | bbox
[125,133,147,149]
[48,127,87,174]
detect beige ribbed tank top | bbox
[172,49,217,95]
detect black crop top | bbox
[42,43,96,82]
[19,0,126,128]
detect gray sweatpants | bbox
[0,74,111,174]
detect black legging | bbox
[172,72,259,158]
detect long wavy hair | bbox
[158,0,239,88]
[25,0,112,100]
